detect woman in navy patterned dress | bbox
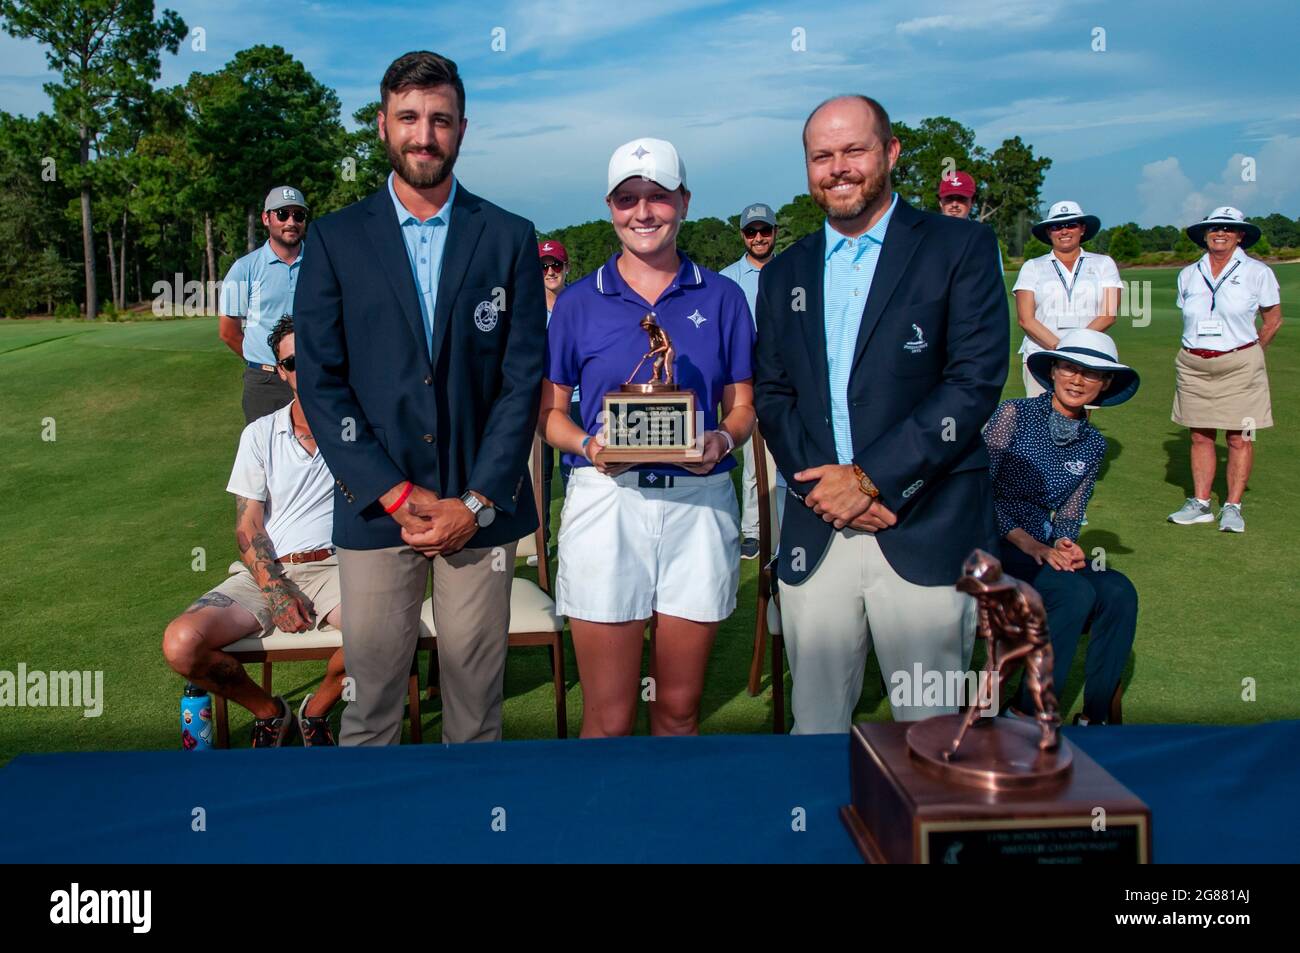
[984,329,1140,725]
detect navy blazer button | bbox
[424,376,433,385]
[423,434,434,443]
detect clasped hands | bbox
[1035,537,1086,572]
[794,463,898,533]
[387,484,478,557]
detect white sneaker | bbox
[1168,498,1214,525]
[1218,503,1245,533]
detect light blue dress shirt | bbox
[218,240,303,366]
[387,171,457,358]
[718,255,761,326]
[822,192,898,464]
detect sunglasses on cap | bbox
[277,355,296,372]
[273,208,306,223]
[1047,221,1083,232]
[742,224,774,238]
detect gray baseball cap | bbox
[739,202,776,228]
[264,185,309,213]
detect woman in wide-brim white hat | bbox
[983,329,1139,725]
[1013,200,1122,397]
[1167,206,1283,534]
[1030,199,1102,244]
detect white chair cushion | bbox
[225,628,343,654]
[418,577,563,638]
[766,596,782,636]
[509,577,564,633]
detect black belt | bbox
[637,472,676,488]
[246,360,276,372]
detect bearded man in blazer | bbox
[294,51,546,745]
[753,95,1008,733]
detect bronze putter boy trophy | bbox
[840,550,1153,863]
[599,315,703,463]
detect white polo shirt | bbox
[1176,247,1280,350]
[226,402,335,556]
[1012,251,1123,357]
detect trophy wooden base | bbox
[601,388,702,464]
[597,447,706,463]
[841,721,1152,864]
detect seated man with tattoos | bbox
[163,316,346,747]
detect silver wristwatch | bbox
[460,491,496,528]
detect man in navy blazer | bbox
[294,52,546,745]
[754,95,1008,733]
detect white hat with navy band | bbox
[1025,329,1140,407]
[1185,206,1261,249]
[1032,200,1101,244]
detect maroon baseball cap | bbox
[938,171,977,199]
[538,239,568,264]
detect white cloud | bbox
[897,0,1064,35]
[1135,137,1300,227]
[1137,157,1197,227]
[896,16,958,36]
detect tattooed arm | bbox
[235,495,315,633]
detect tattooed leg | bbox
[162,602,279,719]
[183,591,236,613]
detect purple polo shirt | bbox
[546,252,755,476]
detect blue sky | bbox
[3,0,1298,231]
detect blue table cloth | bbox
[1,722,1294,863]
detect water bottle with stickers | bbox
[181,682,214,750]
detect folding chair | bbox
[745,426,788,733]
[211,564,429,747]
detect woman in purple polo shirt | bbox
[538,137,756,738]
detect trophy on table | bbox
[598,315,703,463]
[840,549,1153,864]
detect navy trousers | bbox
[1001,545,1138,723]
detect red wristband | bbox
[384,481,413,514]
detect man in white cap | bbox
[1012,200,1122,397]
[720,202,780,558]
[219,185,310,423]
[1168,207,1283,533]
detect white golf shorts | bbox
[555,467,740,624]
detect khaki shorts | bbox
[202,556,342,637]
[1172,345,1273,431]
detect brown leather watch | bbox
[851,464,880,500]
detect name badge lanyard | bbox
[1050,256,1084,306]
[1198,260,1240,313]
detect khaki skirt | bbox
[1172,344,1273,430]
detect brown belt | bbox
[1184,341,1256,360]
[276,547,335,565]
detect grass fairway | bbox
[1,263,1297,761]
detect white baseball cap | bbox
[606,138,687,196]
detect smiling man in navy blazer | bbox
[294,51,546,745]
[754,95,1008,733]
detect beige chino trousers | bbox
[779,529,976,733]
[337,542,517,745]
